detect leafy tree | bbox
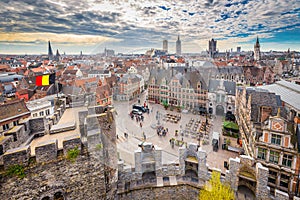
[199,171,235,200]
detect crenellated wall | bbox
[0,105,117,200]
[0,102,67,160]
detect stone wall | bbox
[35,139,58,163]
[118,184,200,200]
[2,145,31,169]
[29,117,47,135]
[0,151,109,200]
[274,189,289,200]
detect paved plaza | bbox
[114,92,239,173]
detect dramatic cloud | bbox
[0,32,120,44]
[0,0,299,54]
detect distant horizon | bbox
[0,0,299,55]
[0,42,298,57]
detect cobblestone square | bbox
[115,92,239,173]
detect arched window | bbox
[41,197,50,200]
[54,192,65,200]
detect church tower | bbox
[254,36,261,61]
[48,41,54,59]
[176,35,181,55]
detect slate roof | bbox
[208,79,236,95]
[181,71,208,90]
[88,69,110,74]
[218,66,244,74]
[258,80,300,111]
[119,74,141,84]
[62,85,82,95]
[0,74,23,83]
[245,87,282,122]
[0,99,30,123]
[149,68,172,85]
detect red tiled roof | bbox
[74,77,98,88]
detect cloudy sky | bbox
[0,0,299,54]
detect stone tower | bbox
[163,40,168,53]
[176,35,181,55]
[254,36,261,61]
[48,40,54,59]
[209,38,217,58]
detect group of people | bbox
[157,126,168,137]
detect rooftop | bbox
[258,80,300,111]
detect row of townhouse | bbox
[235,81,300,197]
[113,73,144,101]
[148,68,208,110]
[210,65,275,86]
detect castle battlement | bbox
[2,135,82,169]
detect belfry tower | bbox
[254,36,261,61]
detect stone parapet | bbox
[274,189,289,200]
[62,135,82,156]
[256,163,270,200]
[35,139,58,163]
[2,145,31,169]
[29,117,47,134]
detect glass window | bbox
[46,109,50,115]
[39,111,44,116]
[13,121,18,126]
[257,147,267,160]
[282,154,293,167]
[280,174,289,188]
[271,134,281,145]
[268,170,277,184]
[269,151,279,164]
[3,124,9,131]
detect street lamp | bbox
[156,110,160,126]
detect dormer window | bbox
[197,82,201,89]
[271,134,281,145]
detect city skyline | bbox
[0,0,299,54]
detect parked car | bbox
[131,109,143,115]
[133,104,148,113]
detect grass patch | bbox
[96,143,103,150]
[66,147,80,162]
[6,164,25,178]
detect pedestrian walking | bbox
[140,122,143,128]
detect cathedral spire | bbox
[255,36,260,47]
[48,41,53,58]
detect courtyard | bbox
[114,92,240,173]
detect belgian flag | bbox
[36,74,55,86]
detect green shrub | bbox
[66,147,80,162]
[6,164,25,178]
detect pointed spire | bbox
[48,41,53,58]
[177,35,180,41]
[256,36,259,45]
[56,49,60,57]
